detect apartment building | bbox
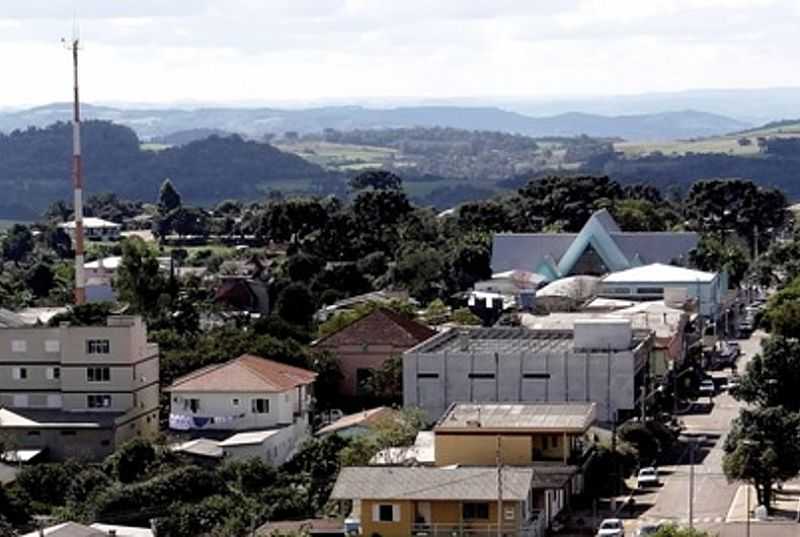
[403,320,652,423]
[0,315,160,460]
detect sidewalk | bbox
[725,484,800,523]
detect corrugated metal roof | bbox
[435,403,596,432]
[602,263,715,284]
[331,466,534,501]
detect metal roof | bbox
[331,466,535,501]
[410,326,649,354]
[434,402,596,433]
[602,263,716,284]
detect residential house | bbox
[317,406,398,438]
[58,217,121,242]
[432,402,596,527]
[0,315,159,461]
[214,277,270,317]
[491,209,698,283]
[313,308,435,399]
[331,466,547,537]
[403,321,652,423]
[19,522,153,537]
[257,519,344,537]
[166,354,316,465]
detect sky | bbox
[1,0,800,107]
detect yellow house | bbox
[433,403,597,467]
[330,466,546,537]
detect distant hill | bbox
[0,103,750,142]
[0,121,333,217]
[151,128,236,146]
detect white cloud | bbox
[0,0,799,106]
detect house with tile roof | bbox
[491,209,699,283]
[312,308,435,399]
[166,354,317,465]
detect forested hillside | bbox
[0,121,333,216]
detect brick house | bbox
[312,309,435,399]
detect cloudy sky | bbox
[1,0,799,107]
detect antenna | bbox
[62,34,86,305]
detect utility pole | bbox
[688,441,694,530]
[496,435,503,537]
[640,383,646,421]
[64,35,86,305]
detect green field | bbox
[275,141,408,171]
[616,136,763,157]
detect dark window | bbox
[468,373,495,379]
[523,373,551,379]
[637,287,664,295]
[356,368,374,395]
[417,373,439,379]
[60,431,76,436]
[463,502,489,520]
[569,243,608,276]
[27,431,40,436]
[252,398,270,414]
[86,339,110,354]
[87,394,112,408]
[19,368,27,379]
[101,440,111,446]
[87,367,110,382]
[53,367,60,380]
[378,505,394,522]
[183,398,200,413]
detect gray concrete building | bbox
[403,320,652,423]
[0,315,159,460]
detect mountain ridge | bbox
[0,103,750,142]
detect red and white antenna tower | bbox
[63,31,86,305]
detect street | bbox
[626,331,800,536]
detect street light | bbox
[679,434,707,530]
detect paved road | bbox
[629,331,798,536]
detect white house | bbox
[166,354,317,465]
[599,263,725,320]
[58,217,122,242]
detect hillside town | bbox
[5,4,800,537]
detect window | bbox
[232,398,240,406]
[11,340,27,352]
[183,398,200,413]
[27,431,40,437]
[504,507,515,521]
[60,431,76,436]
[356,368,374,396]
[87,367,111,382]
[468,373,495,379]
[86,339,110,354]
[45,340,60,353]
[252,398,270,414]
[373,504,399,523]
[523,373,551,379]
[12,367,27,380]
[87,394,112,408]
[637,287,664,295]
[417,372,439,379]
[49,367,61,380]
[550,435,559,448]
[462,502,489,520]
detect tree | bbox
[49,303,114,327]
[25,261,56,298]
[287,251,325,283]
[2,224,34,263]
[723,407,800,512]
[349,170,403,191]
[158,178,182,213]
[276,282,316,327]
[115,237,168,317]
[652,526,714,537]
[732,336,800,411]
[103,438,157,483]
[689,235,750,287]
[684,179,788,252]
[367,355,403,402]
[394,244,446,304]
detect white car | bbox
[636,523,662,536]
[596,518,625,537]
[637,467,659,487]
[699,379,715,396]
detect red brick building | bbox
[312,309,435,398]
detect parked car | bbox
[699,379,716,396]
[636,523,662,536]
[727,341,741,357]
[727,374,741,392]
[637,467,659,488]
[596,518,625,537]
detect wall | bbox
[169,389,299,431]
[3,426,115,461]
[224,421,309,466]
[404,344,643,423]
[318,343,403,397]
[434,434,531,466]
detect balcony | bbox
[410,517,546,537]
